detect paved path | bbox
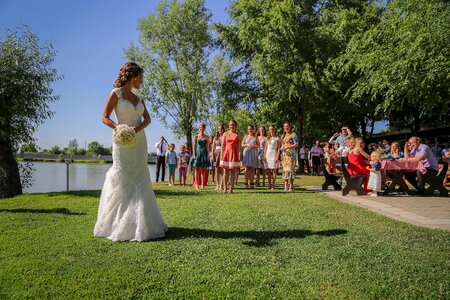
[305,187,450,231]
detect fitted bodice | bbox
[245,135,257,146]
[112,88,144,128]
[196,139,207,153]
[267,137,279,152]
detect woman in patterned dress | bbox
[280,122,298,191]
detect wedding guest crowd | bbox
[154,120,447,195]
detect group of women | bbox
[191,120,299,193]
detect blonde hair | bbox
[355,138,365,148]
[371,152,381,160]
[348,137,356,148]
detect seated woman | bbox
[386,141,404,160]
[347,138,371,193]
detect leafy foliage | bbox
[335,0,450,133]
[0,26,61,150]
[67,138,78,154]
[216,0,377,143]
[87,141,110,156]
[126,0,213,149]
[0,26,60,198]
[20,143,38,153]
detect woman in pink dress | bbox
[220,120,241,193]
[347,138,371,193]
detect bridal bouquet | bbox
[113,124,136,147]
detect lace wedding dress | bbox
[94,88,168,242]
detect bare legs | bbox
[256,168,266,187]
[195,167,207,189]
[223,168,237,193]
[244,167,255,188]
[179,174,186,186]
[215,166,223,190]
[267,169,276,190]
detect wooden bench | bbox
[444,158,450,187]
[340,156,367,196]
[321,158,342,191]
[424,159,449,197]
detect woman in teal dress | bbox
[192,123,210,189]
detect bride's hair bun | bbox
[114,62,144,88]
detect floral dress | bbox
[281,134,295,180]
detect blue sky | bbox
[0,0,229,151]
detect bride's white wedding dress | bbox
[94,88,168,242]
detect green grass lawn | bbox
[0,178,449,299]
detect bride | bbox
[94,62,168,242]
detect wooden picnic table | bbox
[381,160,426,195]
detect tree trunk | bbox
[411,116,421,136]
[0,138,22,199]
[294,100,303,174]
[185,133,193,157]
[368,117,375,140]
[360,117,367,140]
[294,98,303,145]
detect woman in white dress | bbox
[94,62,168,242]
[265,125,280,190]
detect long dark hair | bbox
[113,62,143,88]
[258,125,267,137]
[215,125,225,139]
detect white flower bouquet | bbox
[113,124,136,147]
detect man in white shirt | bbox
[155,136,169,182]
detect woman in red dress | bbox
[347,138,371,193]
[220,120,241,193]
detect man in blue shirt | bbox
[328,126,353,156]
[402,136,439,194]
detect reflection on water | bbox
[20,162,174,193]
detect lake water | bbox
[21,162,175,194]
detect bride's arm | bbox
[134,102,152,133]
[102,92,119,129]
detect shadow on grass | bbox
[0,208,86,215]
[46,190,101,198]
[164,227,348,247]
[154,189,207,197]
[233,188,317,194]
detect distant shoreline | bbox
[16,153,157,164]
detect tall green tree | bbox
[336,0,450,134]
[67,138,78,155]
[126,0,213,151]
[0,27,60,198]
[50,146,61,154]
[208,52,261,133]
[216,0,374,144]
[87,141,108,156]
[319,2,386,140]
[21,143,39,153]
